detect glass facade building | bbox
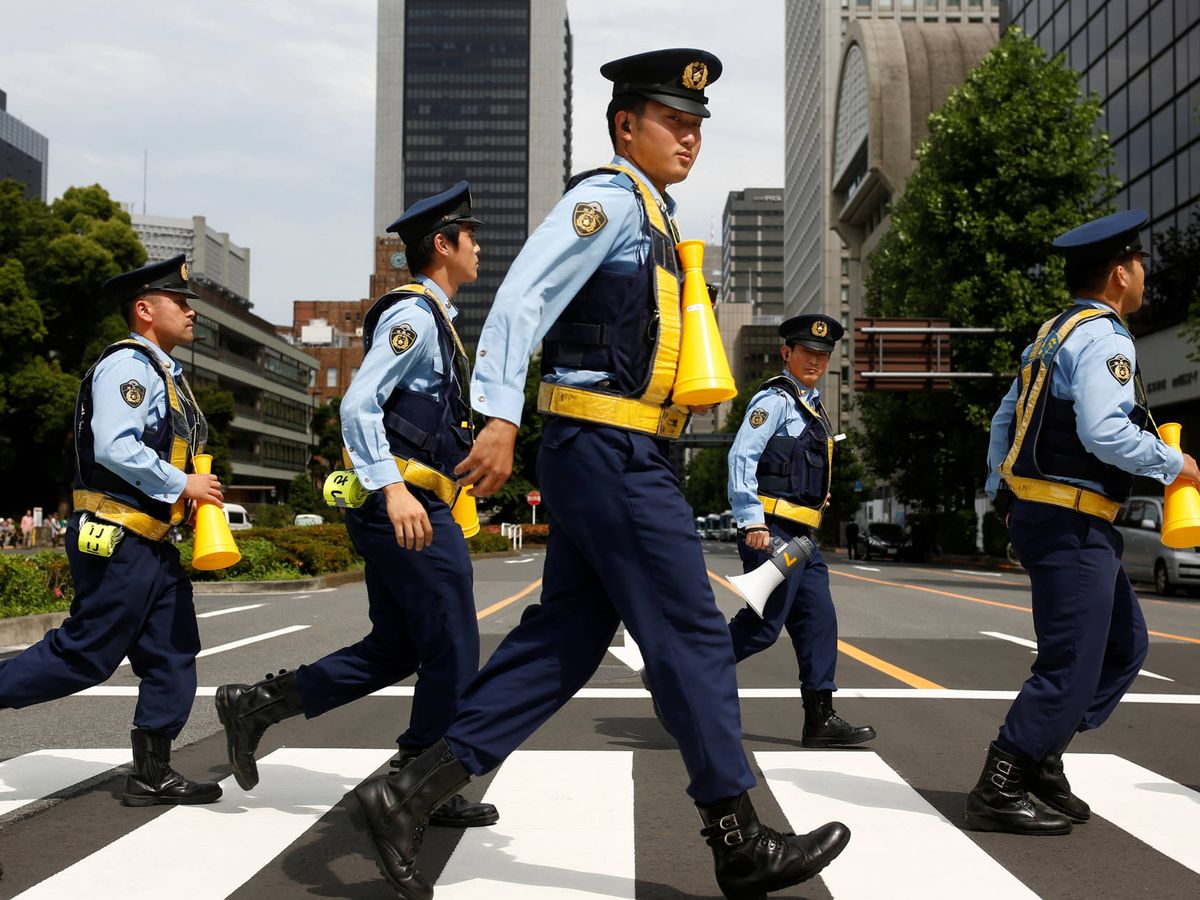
[0,89,49,201]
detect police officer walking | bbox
[726,314,876,748]
[0,255,222,807]
[968,210,1200,835]
[215,184,497,830]
[351,49,849,900]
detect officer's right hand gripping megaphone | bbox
[727,534,817,616]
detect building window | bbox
[326,367,338,388]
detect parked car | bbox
[293,513,325,527]
[860,522,906,561]
[224,503,252,531]
[1114,495,1200,595]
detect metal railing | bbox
[500,523,523,551]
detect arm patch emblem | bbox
[390,324,418,355]
[1106,354,1132,385]
[572,201,607,237]
[749,407,769,428]
[120,380,146,407]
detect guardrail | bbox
[500,523,523,551]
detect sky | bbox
[0,0,784,325]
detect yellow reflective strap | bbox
[392,282,470,367]
[758,495,823,528]
[1003,475,1120,522]
[73,490,173,541]
[537,383,688,438]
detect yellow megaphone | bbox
[451,485,480,538]
[190,453,242,570]
[1159,422,1200,548]
[672,240,737,406]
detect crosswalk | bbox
[3,746,1199,898]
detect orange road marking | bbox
[707,570,945,688]
[477,579,542,620]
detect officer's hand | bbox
[743,526,771,551]
[1178,453,1200,486]
[383,482,432,550]
[454,418,517,497]
[823,492,832,509]
[182,473,223,507]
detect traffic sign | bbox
[526,491,541,506]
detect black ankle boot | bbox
[390,750,498,828]
[215,669,304,790]
[122,729,222,807]
[1028,751,1091,822]
[801,688,876,748]
[353,739,471,900]
[964,743,1073,835]
[698,793,850,900]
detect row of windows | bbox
[407,87,528,100]
[262,439,309,469]
[405,133,529,148]
[407,72,528,85]
[406,164,527,178]
[408,114,528,130]
[406,150,527,163]
[262,395,309,429]
[408,4,526,19]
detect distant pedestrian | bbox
[20,510,33,548]
[846,521,860,560]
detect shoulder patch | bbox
[749,407,769,428]
[120,379,146,408]
[1107,353,1133,385]
[572,201,608,237]
[390,323,418,355]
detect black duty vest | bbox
[1003,304,1151,502]
[74,339,206,525]
[755,375,833,510]
[362,283,473,478]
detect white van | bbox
[224,503,252,531]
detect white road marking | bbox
[117,626,309,669]
[1064,753,1200,876]
[981,631,1174,682]
[436,751,635,898]
[953,568,1005,578]
[13,748,393,899]
[504,557,535,565]
[853,565,881,572]
[0,749,129,818]
[759,751,1039,899]
[196,603,264,619]
[606,629,644,673]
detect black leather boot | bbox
[390,749,498,828]
[122,729,222,807]
[353,739,471,900]
[964,743,1073,835]
[801,688,876,748]
[1028,750,1091,822]
[641,667,674,739]
[698,793,850,900]
[215,669,304,790]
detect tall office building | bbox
[131,213,252,305]
[0,89,49,201]
[373,0,572,347]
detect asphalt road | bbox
[1,544,1198,899]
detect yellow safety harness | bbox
[537,164,690,439]
[758,378,834,528]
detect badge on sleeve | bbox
[572,201,607,237]
[1106,354,1132,385]
[120,379,146,408]
[749,408,769,428]
[390,324,418,355]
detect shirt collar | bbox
[129,332,182,376]
[611,155,677,217]
[414,273,457,320]
[781,368,819,403]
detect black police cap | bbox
[1051,210,1149,266]
[601,48,722,119]
[779,314,843,352]
[102,253,199,305]
[386,181,484,245]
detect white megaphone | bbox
[727,534,817,617]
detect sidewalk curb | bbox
[0,611,69,647]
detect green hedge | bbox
[0,553,74,617]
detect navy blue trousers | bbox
[0,515,199,738]
[729,519,838,690]
[445,420,755,804]
[296,490,479,752]
[996,500,1148,760]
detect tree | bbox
[858,27,1117,514]
[310,397,344,476]
[1152,208,1200,348]
[194,386,235,485]
[287,472,324,515]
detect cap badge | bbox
[572,201,608,237]
[390,323,418,355]
[180,262,189,281]
[121,379,146,408]
[682,61,709,90]
[812,320,828,337]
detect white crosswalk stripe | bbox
[0,749,130,819]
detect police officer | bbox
[351,49,849,900]
[214,183,497,830]
[968,210,1200,835]
[726,314,876,748]
[0,255,222,807]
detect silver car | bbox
[1114,496,1200,595]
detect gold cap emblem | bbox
[812,320,828,337]
[682,61,709,90]
[180,262,189,281]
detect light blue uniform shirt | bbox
[90,332,189,502]
[342,274,458,491]
[728,371,821,528]
[470,155,676,425]
[985,298,1182,500]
